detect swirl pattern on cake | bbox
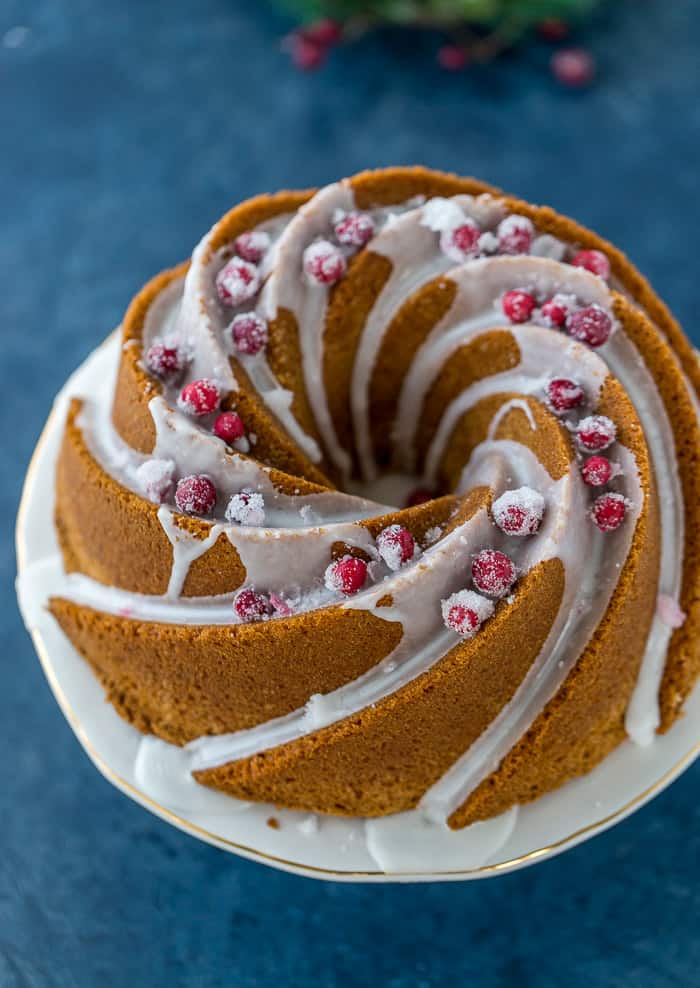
[49,167,700,828]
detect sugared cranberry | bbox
[269,592,294,618]
[145,342,184,382]
[376,525,415,571]
[440,221,481,262]
[178,379,221,416]
[492,486,545,536]
[234,230,271,263]
[213,411,245,444]
[300,18,343,46]
[581,455,613,486]
[225,490,265,526]
[437,44,469,71]
[405,488,434,508]
[174,475,217,516]
[136,459,175,504]
[231,312,269,356]
[551,48,596,88]
[291,35,326,71]
[471,550,517,598]
[441,589,494,638]
[591,492,627,532]
[502,290,536,324]
[334,212,375,247]
[540,294,575,328]
[234,588,273,623]
[545,377,585,413]
[572,249,611,280]
[324,555,368,595]
[303,240,346,285]
[215,258,260,306]
[576,415,616,452]
[566,304,613,348]
[497,215,534,255]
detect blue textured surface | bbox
[4,1,700,984]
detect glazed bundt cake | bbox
[50,166,700,829]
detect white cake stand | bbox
[15,334,700,882]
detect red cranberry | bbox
[324,555,368,595]
[145,342,184,382]
[303,240,346,285]
[376,525,415,571]
[269,592,294,618]
[231,312,268,356]
[300,19,343,46]
[551,48,596,88]
[591,493,627,532]
[213,411,245,444]
[234,588,273,623]
[174,475,216,516]
[334,212,375,247]
[437,45,469,71]
[538,18,569,41]
[178,379,221,416]
[572,249,611,280]
[471,550,517,598]
[581,455,613,486]
[441,590,494,638]
[492,486,545,536]
[215,258,260,306]
[566,305,613,348]
[502,290,536,324]
[540,294,574,328]
[405,488,434,508]
[290,35,326,71]
[545,377,585,413]
[440,221,481,262]
[497,215,534,255]
[576,415,616,452]
[225,490,265,526]
[234,231,271,263]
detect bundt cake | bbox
[49,166,700,830]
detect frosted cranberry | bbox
[225,490,265,526]
[269,592,294,618]
[145,342,184,382]
[581,455,613,486]
[301,18,343,46]
[492,486,545,536]
[231,312,269,356]
[566,305,613,348]
[576,415,616,452]
[545,377,585,413]
[471,550,517,598]
[303,240,347,285]
[540,294,574,328]
[234,230,271,263]
[376,525,415,571]
[502,290,536,324]
[441,589,494,638]
[324,555,368,595]
[215,258,260,306]
[334,212,375,247]
[572,249,611,280]
[178,379,221,417]
[136,459,175,504]
[591,493,627,532]
[213,411,245,444]
[438,45,469,71]
[291,35,326,71]
[497,215,534,255]
[405,488,434,508]
[234,588,273,623]
[440,221,480,262]
[175,475,216,516]
[551,48,596,88]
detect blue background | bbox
[4,1,700,984]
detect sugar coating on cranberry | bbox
[439,221,481,262]
[269,592,294,618]
[581,455,613,486]
[541,293,576,328]
[405,487,434,508]
[566,304,613,348]
[471,549,517,598]
[502,289,536,324]
[230,312,269,356]
[497,215,535,255]
[303,240,347,285]
[174,475,217,516]
[334,211,375,248]
[234,588,273,623]
[572,249,611,280]
[178,378,221,416]
[477,231,500,255]
[213,411,245,444]
[234,230,271,263]
[376,524,415,571]
[324,555,368,595]
[136,458,175,504]
[545,377,585,413]
[215,258,260,307]
[492,486,545,536]
[441,589,495,638]
[225,490,266,527]
[145,342,185,382]
[576,415,617,452]
[591,492,627,532]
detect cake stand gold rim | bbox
[15,340,700,881]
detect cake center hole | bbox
[343,471,438,510]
